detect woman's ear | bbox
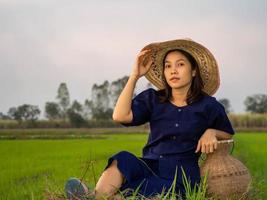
[192,70,196,77]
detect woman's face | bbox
[163,51,196,90]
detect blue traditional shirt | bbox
[121,88,235,159]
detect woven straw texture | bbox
[200,140,252,199]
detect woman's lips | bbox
[170,78,180,82]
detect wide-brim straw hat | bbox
[141,38,220,96]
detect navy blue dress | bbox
[104,88,235,198]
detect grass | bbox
[232,133,267,198]
[0,127,147,139]
[0,134,146,199]
[0,132,266,199]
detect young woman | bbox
[65,39,235,200]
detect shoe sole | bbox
[65,178,90,200]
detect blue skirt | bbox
[103,151,200,198]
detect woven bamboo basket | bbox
[200,139,252,199]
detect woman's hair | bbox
[158,49,206,105]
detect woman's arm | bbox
[112,75,138,123]
[195,129,233,154]
[112,49,152,123]
[195,98,235,154]
[213,129,233,140]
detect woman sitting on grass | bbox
[65,38,235,199]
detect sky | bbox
[0,0,266,117]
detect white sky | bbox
[0,0,266,116]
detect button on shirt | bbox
[121,88,235,159]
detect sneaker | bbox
[65,177,94,200]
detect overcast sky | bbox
[0,0,266,117]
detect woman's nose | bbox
[171,67,178,74]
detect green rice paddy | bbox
[0,132,266,199]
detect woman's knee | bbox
[95,163,123,198]
[104,160,124,178]
[114,150,134,159]
[107,160,119,171]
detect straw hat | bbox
[141,38,220,95]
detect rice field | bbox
[0,132,266,199]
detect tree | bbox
[0,112,11,120]
[70,100,83,114]
[8,104,40,122]
[86,76,136,120]
[83,99,93,120]
[67,100,86,127]
[91,80,112,120]
[245,94,267,113]
[67,110,86,128]
[109,76,129,107]
[8,107,20,121]
[56,83,70,120]
[45,102,61,120]
[0,112,3,119]
[218,98,232,114]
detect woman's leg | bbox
[94,160,125,199]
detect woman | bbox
[65,39,235,200]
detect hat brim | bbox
[141,39,220,96]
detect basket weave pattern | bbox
[200,140,252,199]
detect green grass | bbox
[0,132,266,199]
[0,134,146,199]
[232,133,267,198]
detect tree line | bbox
[0,75,267,128]
[0,76,132,127]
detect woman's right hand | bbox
[131,49,153,80]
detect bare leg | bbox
[94,160,125,199]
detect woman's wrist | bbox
[129,74,140,82]
[210,129,232,140]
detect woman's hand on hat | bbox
[131,49,153,80]
[195,129,218,154]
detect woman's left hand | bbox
[195,129,218,154]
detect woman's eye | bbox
[178,63,184,66]
[165,65,170,68]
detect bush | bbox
[229,113,267,130]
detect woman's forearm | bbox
[213,129,233,140]
[112,49,152,122]
[112,75,139,122]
